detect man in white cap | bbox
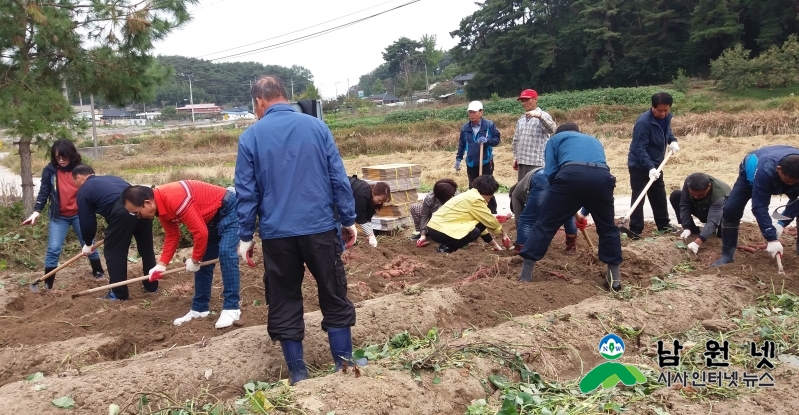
[455,100,501,213]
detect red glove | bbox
[502,236,511,249]
[149,270,163,283]
[575,216,588,231]
[513,159,518,171]
[416,238,430,248]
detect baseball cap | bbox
[517,89,538,100]
[467,101,483,111]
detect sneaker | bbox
[93,271,106,280]
[436,244,451,253]
[173,310,210,326]
[408,233,421,241]
[142,287,159,294]
[101,291,119,301]
[215,309,241,329]
[657,226,679,234]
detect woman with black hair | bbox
[21,139,105,289]
[426,175,511,253]
[410,178,459,247]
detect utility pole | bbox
[90,94,98,159]
[424,61,430,92]
[347,78,350,98]
[248,80,255,111]
[290,77,295,100]
[181,72,195,124]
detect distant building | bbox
[222,107,255,120]
[453,74,475,86]
[177,103,222,115]
[136,112,161,120]
[100,109,132,120]
[366,93,401,104]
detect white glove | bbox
[21,211,40,226]
[368,234,378,247]
[343,225,358,248]
[669,142,680,154]
[185,258,201,272]
[148,264,166,277]
[766,241,784,258]
[526,109,542,118]
[81,244,94,256]
[687,242,700,254]
[238,239,254,263]
[775,224,784,239]
[680,229,691,239]
[649,168,661,180]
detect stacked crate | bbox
[361,163,422,232]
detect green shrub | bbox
[672,68,690,93]
[384,110,435,124]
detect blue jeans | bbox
[516,173,577,245]
[45,215,100,268]
[193,194,241,311]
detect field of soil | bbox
[1,217,798,414]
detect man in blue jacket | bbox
[455,101,501,213]
[235,76,359,386]
[72,165,158,300]
[627,92,681,237]
[518,123,623,291]
[712,145,799,267]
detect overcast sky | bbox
[153,0,480,99]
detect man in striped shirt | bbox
[511,89,557,181]
[122,180,242,329]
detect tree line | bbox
[447,0,799,98]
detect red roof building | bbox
[176,103,222,114]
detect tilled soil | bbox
[0,222,798,414]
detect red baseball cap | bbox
[517,89,538,100]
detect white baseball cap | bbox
[467,101,483,111]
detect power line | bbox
[208,0,421,62]
[198,0,404,59]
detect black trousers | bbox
[261,229,356,341]
[103,201,157,299]
[520,164,622,265]
[427,223,493,252]
[628,167,671,234]
[467,161,498,214]
[669,190,704,229]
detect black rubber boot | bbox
[519,259,535,282]
[711,225,738,267]
[280,340,309,385]
[604,264,621,292]
[43,266,56,290]
[564,234,577,255]
[89,258,106,279]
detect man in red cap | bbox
[511,89,556,182]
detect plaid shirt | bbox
[511,110,556,166]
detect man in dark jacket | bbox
[627,92,681,237]
[72,165,158,300]
[712,145,799,266]
[235,76,359,386]
[337,175,390,249]
[455,101,501,214]
[670,173,731,254]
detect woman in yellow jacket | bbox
[427,175,511,253]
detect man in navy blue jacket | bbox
[518,123,623,291]
[455,101,501,213]
[627,92,681,237]
[712,145,799,266]
[73,165,158,300]
[235,76,358,386]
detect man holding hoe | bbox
[122,180,242,329]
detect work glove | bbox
[21,211,40,226]
[368,234,378,247]
[648,168,661,180]
[526,109,542,118]
[342,225,358,248]
[81,244,95,256]
[680,229,692,239]
[775,223,784,239]
[477,136,488,144]
[238,239,255,267]
[687,241,700,254]
[669,142,680,154]
[454,160,461,172]
[513,159,518,171]
[148,264,167,282]
[766,241,784,258]
[502,235,512,249]
[575,216,588,231]
[416,236,429,248]
[185,258,201,272]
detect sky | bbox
[153,0,480,100]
